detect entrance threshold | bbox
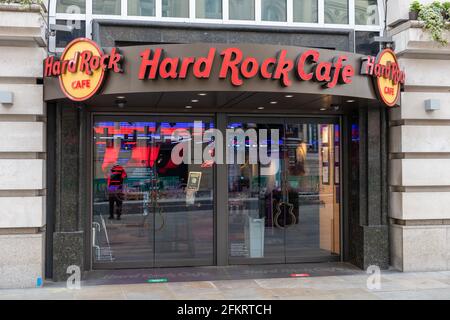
[74,262,362,287]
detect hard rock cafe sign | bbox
[360,48,406,107]
[44,38,123,101]
[43,38,405,106]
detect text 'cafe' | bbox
[43,38,405,277]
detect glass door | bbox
[227,117,341,264]
[92,116,214,268]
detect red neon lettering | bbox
[296,50,319,81]
[193,48,215,78]
[273,50,293,87]
[138,48,163,80]
[220,48,243,86]
[241,57,259,78]
[260,57,276,79]
[179,57,195,79]
[160,57,179,79]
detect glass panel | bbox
[128,0,155,16]
[228,119,341,263]
[93,0,121,15]
[355,0,379,25]
[284,123,341,260]
[93,121,154,265]
[293,0,318,23]
[355,31,380,55]
[162,0,189,17]
[228,122,285,261]
[261,0,287,21]
[93,119,214,267]
[55,20,86,48]
[325,0,348,24]
[196,0,222,19]
[154,121,215,266]
[229,0,255,20]
[56,0,86,14]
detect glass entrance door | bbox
[92,117,214,268]
[227,117,341,263]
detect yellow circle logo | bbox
[374,49,404,107]
[59,38,105,101]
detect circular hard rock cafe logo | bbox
[361,48,405,107]
[44,38,122,102]
[376,49,402,106]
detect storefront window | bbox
[128,0,155,16]
[55,20,86,48]
[162,0,189,17]
[93,0,121,15]
[92,119,215,267]
[196,0,222,19]
[293,0,318,23]
[56,0,86,14]
[261,0,286,22]
[355,0,379,25]
[229,0,255,20]
[325,0,348,24]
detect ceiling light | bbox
[185,105,193,109]
[346,99,355,103]
[257,106,265,110]
[320,107,327,111]
[270,101,278,104]
[198,93,207,96]
[191,99,199,103]
[285,95,294,98]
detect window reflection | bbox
[128,0,155,16]
[196,0,222,19]
[293,0,318,23]
[355,31,380,55]
[262,0,286,22]
[325,0,348,24]
[229,0,255,20]
[93,0,121,15]
[55,20,86,48]
[355,0,379,25]
[162,0,189,17]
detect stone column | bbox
[52,104,85,281]
[348,104,390,270]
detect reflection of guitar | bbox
[273,200,297,229]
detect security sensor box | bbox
[0,91,14,104]
[425,99,440,111]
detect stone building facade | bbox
[0,2,47,288]
[388,0,450,271]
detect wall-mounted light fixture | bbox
[425,99,440,111]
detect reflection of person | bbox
[107,165,127,220]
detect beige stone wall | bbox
[0,4,47,288]
[389,8,450,271]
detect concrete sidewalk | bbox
[1,270,450,300]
